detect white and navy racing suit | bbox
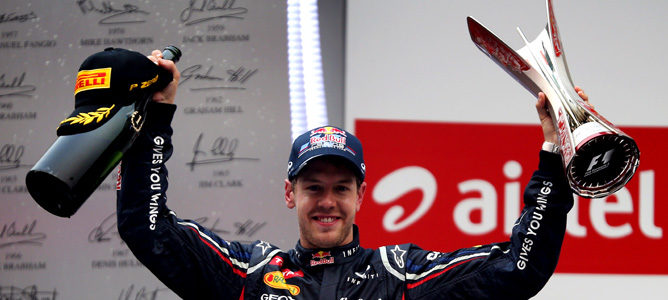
[117,102,574,299]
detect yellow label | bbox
[129,74,159,91]
[263,271,300,296]
[74,68,111,95]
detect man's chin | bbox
[300,221,353,248]
[311,233,341,248]
[305,229,347,249]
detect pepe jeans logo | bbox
[60,104,115,126]
[74,68,111,95]
[263,271,300,296]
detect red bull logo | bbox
[311,126,347,136]
[310,251,335,266]
[310,135,346,145]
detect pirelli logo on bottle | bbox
[74,68,111,95]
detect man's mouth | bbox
[313,216,340,224]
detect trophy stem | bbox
[516,27,582,129]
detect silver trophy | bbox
[467,0,639,198]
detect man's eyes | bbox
[304,185,351,192]
[306,185,322,192]
[335,186,350,192]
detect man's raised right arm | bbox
[115,53,251,298]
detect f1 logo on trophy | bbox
[467,0,639,198]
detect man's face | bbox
[284,158,366,249]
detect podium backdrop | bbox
[1,1,292,298]
[2,1,667,299]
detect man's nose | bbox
[318,190,336,209]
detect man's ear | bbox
[284,179,296,209]
[356,181,367,212]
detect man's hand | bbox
[536,86,590,144]
[147,49,180,104]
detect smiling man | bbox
[117,50,586,299]
[287,158,364,249]
[285,127,367,251]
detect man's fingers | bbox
[147,55,158,64]
[575,86,588,100]
[158,59,180,81]
[147,49,162,64]
[535,92,549,118]
[574,86,593,108]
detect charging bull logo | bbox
[311,126,347,136]
[310,251,335,266]
[312,251,331,259]
[263,271,301,296]
[75,68,111,95]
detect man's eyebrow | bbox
[336,178,355,184]
[300,177,354,184]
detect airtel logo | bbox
[371,160,662,239]
[372,166,437,232]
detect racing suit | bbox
[117,102,574,299]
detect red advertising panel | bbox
[355,119,666,274]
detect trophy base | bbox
[567,134,640,198]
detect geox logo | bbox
[60,105,115,125]
[75,68,111,95]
